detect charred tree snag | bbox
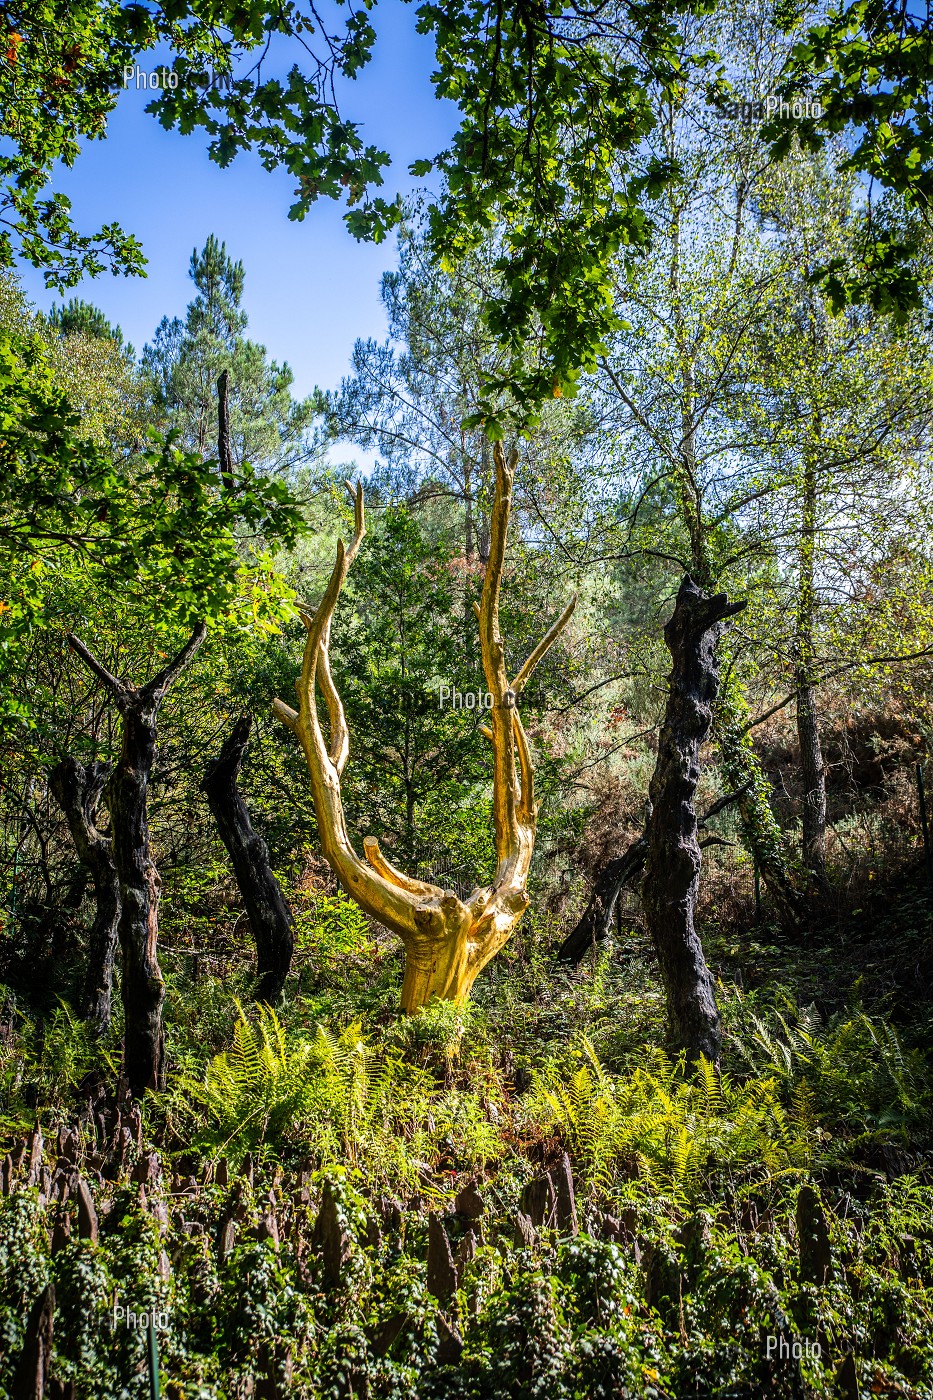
[216,368,236,493]
[49,758,121,1032]
[275,443,576,1011]
[68,626,207,1097]
[642,576,745,1064]
[202,713,295,1003]
[555,835,648,965]
[556,789,751,967]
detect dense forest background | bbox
[1,2,933,1398]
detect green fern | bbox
[726,988,929,1139]
[174,1003,504,1190]
[528,1038,810,1199]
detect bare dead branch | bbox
[66,634,128,703]
[511,595,577,695]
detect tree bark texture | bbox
[68,625,207,1097]
[642,575,745,1064]
[49,758,121,1032]
[555,836,647,966]
[108,694,168,1096]
[202,713,295,1002]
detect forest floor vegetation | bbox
[1,849,931,1398]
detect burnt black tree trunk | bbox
[202,713,295,1002]
[49,758,121,1032]
[555,836,647,965]
[556,788,749,967]
[641,575,745,1064]
[68,626,207,1097]
[216,368,236,492]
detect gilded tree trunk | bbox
[49,757,121,1032]
[275,449,576,1011]
[203,713,295,1003]
[642,576,744,1064]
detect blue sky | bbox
[16,1,457,403]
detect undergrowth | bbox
[1,881,931,1397]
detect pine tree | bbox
[47,298,130,352]
[143,235,318,473]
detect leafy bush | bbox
[294,889,375,966]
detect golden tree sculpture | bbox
[274,442,575,1011]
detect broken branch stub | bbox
[274,447,576,1011]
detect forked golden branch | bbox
[274,443,576,1010]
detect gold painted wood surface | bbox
[274,444,576,1011]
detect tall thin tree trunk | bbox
[202,713,295,1003]
[641,576,745,1064]
[464,455,475,562]
[477,438,491,564]
[797,682,827,887]
[796,452,828,890]
[463,454,478,662]
[49,758,121,1032]
[68,625,207,1097]
[678,354,712,588]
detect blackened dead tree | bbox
[202,713,295,1003]
[555,834,648,965]
[49,758,121,1032]
[67,625,207,1097]
[641,575,745,1065]
[216,368,236,493]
